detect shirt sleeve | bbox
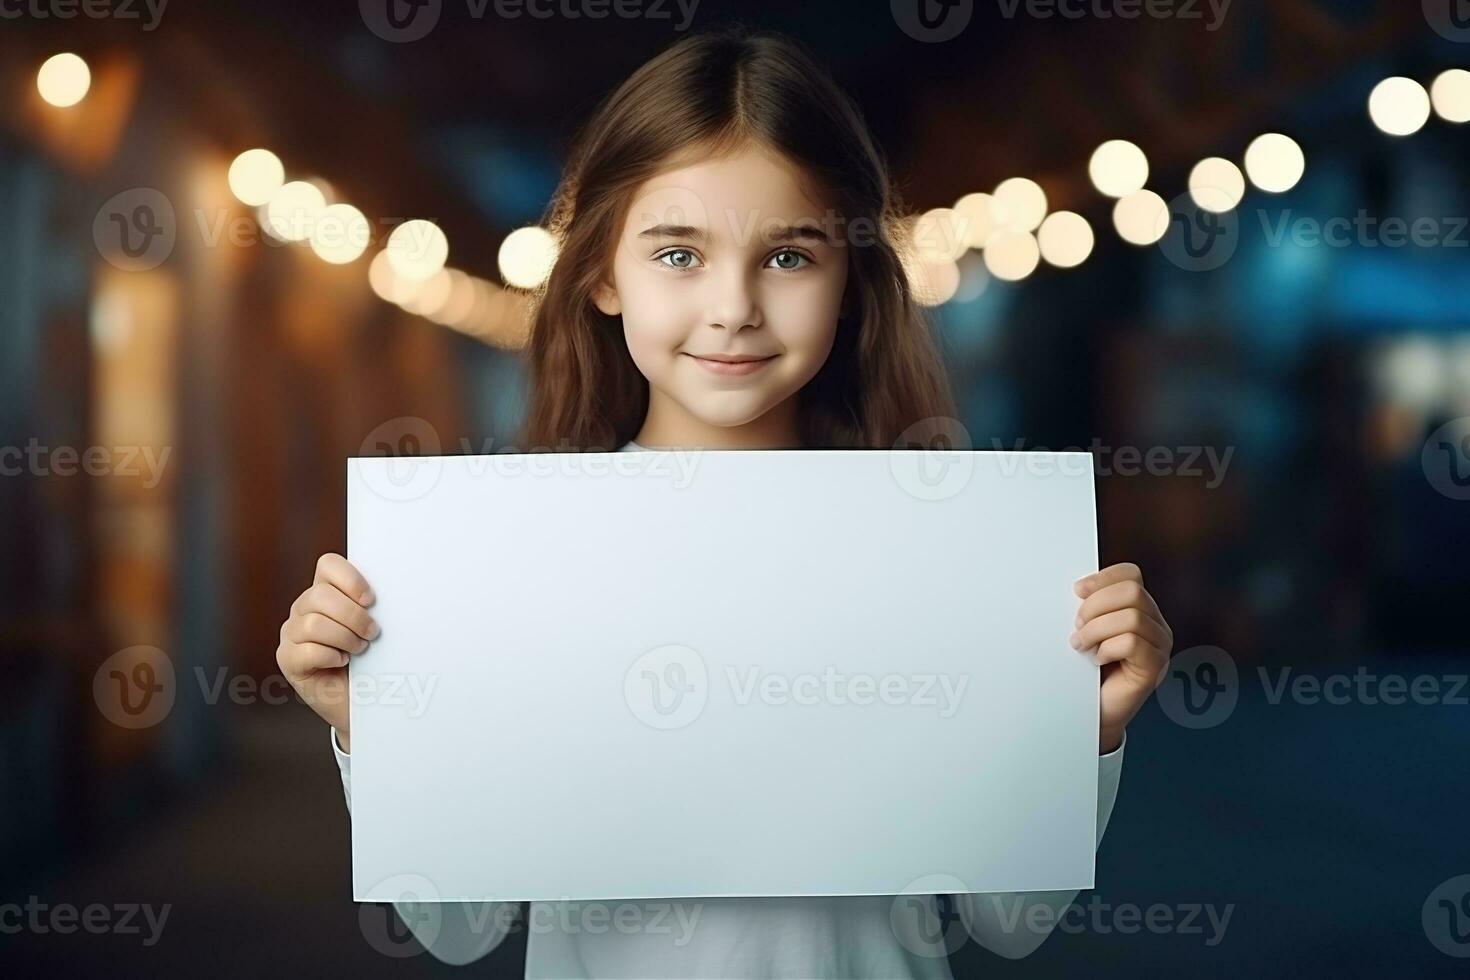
[962,731,1127,960]
[329,727,522,966]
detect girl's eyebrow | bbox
[636,221,833,245]
[637,223,706,241]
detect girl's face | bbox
[594,143,849,446]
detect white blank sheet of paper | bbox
[346,449,1099,903]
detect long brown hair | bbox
[518,26,956,451]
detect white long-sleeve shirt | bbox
[331,438,1127,976]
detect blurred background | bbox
[2,0,1469,976]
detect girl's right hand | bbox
[276,553,379,750]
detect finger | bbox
[294,582,379,643]
[1069,607,1169,653]
[1093,632,1166,669]
[280,641,350,678]
[1075,579,1167,631]
[314,553,375,606]
[287,611,369,655]
[1074,561,1142,598]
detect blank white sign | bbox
[346,449,1099,903]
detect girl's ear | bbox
[593,280,622,316]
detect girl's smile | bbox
[680,351,781,376]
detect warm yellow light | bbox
[264,180,326,243]
[982,230,1040,281]
[401,268,452,315]
[429,269,480,327]
[227,149,284,207]
[992,178,1047,233]
[386,219,449,282]
[309,203,370,264]
[952,193,1004,249]
[498,226,558,289]
[904,256,960,307]
[1430,69,1470,124]
[368,250,409,303]
[1188,158,1246,213]
[1088,140,1149,198]
[1112,190,1168,246]
[37,53,90,108]
[1243,134,1304,194]
[1037,212,1094,268]
[1368,77,1431,136]
[911,208,969,262]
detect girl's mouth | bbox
[682,353,778,376]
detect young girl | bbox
[278,26,1172,977]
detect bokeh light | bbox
[1088,140,1149,198]
[227,149,285,207]
[1368,76,1432,136]
[498,226,558,289]
[36,53,91,107]
[982,230,1041,281]
[386,219,449,281]
[264,180,326,243]
[1112,189,1168,246]
[1188,157,1246,213]
[1243,133,1305,193]
[992,178,1048,233]
[1036,211,1094,268]
[1430,69,1470,124]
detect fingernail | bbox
[1074,613,1083,628]
[368,621,381,639]
[340,652,350,667]
[362,589,376,606]
[1068,631,1082,650]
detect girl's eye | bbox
[655,249,701,270]
[767,249,811,272]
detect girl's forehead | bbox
[626,144,834,235]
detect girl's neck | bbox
[633,388,801,450]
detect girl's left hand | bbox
[1069,562,1173,753]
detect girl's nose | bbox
[705,267,762,331]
